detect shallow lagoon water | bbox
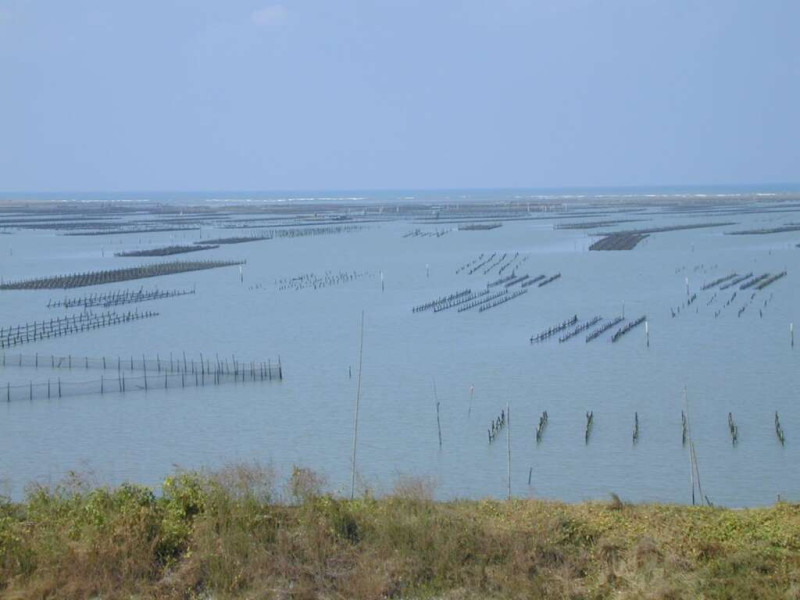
[0,204,798,506]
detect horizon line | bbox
[2,181,800,197]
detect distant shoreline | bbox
[1,189,800,216]
[2,184,800,207]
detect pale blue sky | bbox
[1,1,798,192]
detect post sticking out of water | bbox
[380,271,384,292]
[426,264,430,278]
[506,403,512,500]
[685,277,689,297]
[239,265,243,283]
[351,310,365,500]
[645,321,650,347]
[468,384,474,418]
[791,323,795,348]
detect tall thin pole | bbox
[691,438,704,503]
[684,386,704,505]
[506,402,512,500]
[351,311,365,500]
[684,387,695,505]
[433,379,442,449]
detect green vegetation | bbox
[1,466,799,599]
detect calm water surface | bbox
[0,203,797,505]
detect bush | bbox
[0,465,798,599]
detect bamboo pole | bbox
[506,403,512,500]
[433,379,442,449]
[351,310,365,500]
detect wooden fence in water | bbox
[0,311,158,348]
[1,352,283,402]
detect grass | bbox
[1,465,799,599]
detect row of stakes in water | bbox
[728,413,739,445]
[519,411,785,446]
[272,270,372,292]
[0,260,241,290]
[713,270,786,293]
[499,254,528,276]
[47,287,195,309]
[485,271,536,289]
[776,412,786,446]
[558,316,602,343]
[536,411,548,442]
[530,316,579,343]
[483,253,525,277]
[585,316,624,342]
[531,314,648,345]
[1,310,158,348]
[460,252,525,277]
[681,410,786,447]
[478,288,528,313]
[478,253,512,276]
[412,289,472,313]
[487,273,517,288]
[466,253,497,275]
[698,268,786,317]
[488,409,506,443]
[701,272,738,290]
[415,270,560,315]
[455,253,487,275]
[413,287,522,314]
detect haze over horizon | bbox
[1,1,798,193]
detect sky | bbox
[0,0,798,192]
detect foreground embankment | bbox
[1,466,798,599]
